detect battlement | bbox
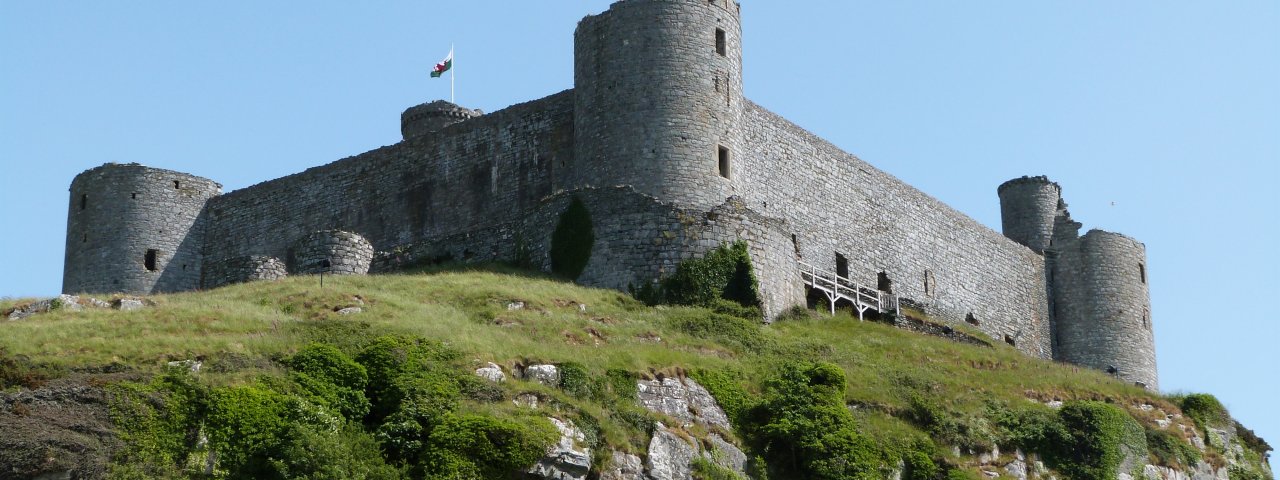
[400,100,482,140]
[997,175,1060,195]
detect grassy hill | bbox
[0,266,1271,479]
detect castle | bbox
[61,0,1157,389]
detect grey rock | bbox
[705,433,747,475]
[507,301,526,311]
[114,298,145,311]
[1004,449,1027,480]
[335,306,362,315]
[166,360,202,374]
[525,364,560,386]
[528,417,591,480]
[475,362,506,383]
[599,451,644,480]
[646,424,697,480]
[514,393,540,409]
[637,377,731,431]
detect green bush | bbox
[692,456,745,480]
[990,402,1068,453]
[1052,401,1147,480]
[907,393,996,451]
[271,424,401,480]
[902,450,940,480]
[549,196,594,280]
[107,370,207,477]
[287,344,370,420]
[744,362,883,479]
[204,384,296,479]
[1179,393,1229,430]
[420,413,558,478]
[688,368,754,427]
[1145,426,1201,469]
[660,241,760,309]
[557,361,599,400]
[355,335,460,420]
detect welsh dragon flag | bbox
[431,49,453,78]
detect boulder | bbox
[528,417,591,480]
[524,364,561,386]
[475,362,505,383]
[646,424,697,480]
[705,433,747,474]
[636,377,731,431]
[599,451,644,480]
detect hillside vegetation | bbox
[0,264,1271,479]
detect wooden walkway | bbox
[798,260,899,320]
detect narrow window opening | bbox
[835,252,849,279]
[1138,263,1146,284]
[877,271,894,294]
[714,28,726,56]
[1142,308,1150,330]
[717,145,730,179]
[923,270,935,297]
[80,194,87,210]
[182,264,187,271]
[144,249,158,271]
[714,75,721,93]
[82,233,87,243]
[131,192,137,199]
[1004,335,1016,346]
[965,312,980,326]
[791,234,800,257]
[173,180,180,189]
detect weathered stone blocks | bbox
[289,230,373,276]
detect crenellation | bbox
[60,0,1157,388]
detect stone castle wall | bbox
[734,102,1054,358]
[63,164,221,294]
[199,90,574,282]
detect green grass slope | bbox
[1,267,1271,479]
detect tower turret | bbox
[1050,230,1157,389]
[401,100,481,141]
[997,175,1061,253]
[63,163,221,294]
[571,0,743,208]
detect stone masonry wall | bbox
[202,90,574,267]
[289,230,374,276]
[735,101,1053,358]
[372,186,803,319]
[201,255,287,290]
[64,163,222,294]
[1051,230,1156,388]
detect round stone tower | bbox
[63,163,222,294]
[997,176,1061,253]
[572,0,743,209]
[1052,230,1157,389]
[401,100,481,141]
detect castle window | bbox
[715,28,726,56]
[965,312,980,326]
[80,194,87,210]
[717,145,730,179]
[82,233,87,243]
[923,270,935,297]
[144,249,158,271]
[131,192,137,199]
[791,234,800,256]
[877,271,893,294]
[1142,308,1150,330]
[173,180,180,189]
[835,252,849,279]
[1138,263,1146,284]
[1004,335,1016,346]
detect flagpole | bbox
[450,44,455,103]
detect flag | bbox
[431,49,453,78]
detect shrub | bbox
[1179,393,1229,430]
[688,368,754,427]
[549,196,594,280]
[660,241,760,309]
[420,413,558,478]
[107,371,207,476]
[907,393,996,451]
[355,335,460,420]
[1145,426,1201,469]
[1052,401,1147,480]
[1234,421,1273,458]
[744,362,883,479]
[204,384,296,479]
[558,361,600,400]
[271,424,401,480]
[902,450,940,480]
[990,402,1068,453]
[287,344,370,420]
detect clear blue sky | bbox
[3,1,1277,448]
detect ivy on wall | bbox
[549,197,594,280]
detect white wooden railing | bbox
[798,260,900,320]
